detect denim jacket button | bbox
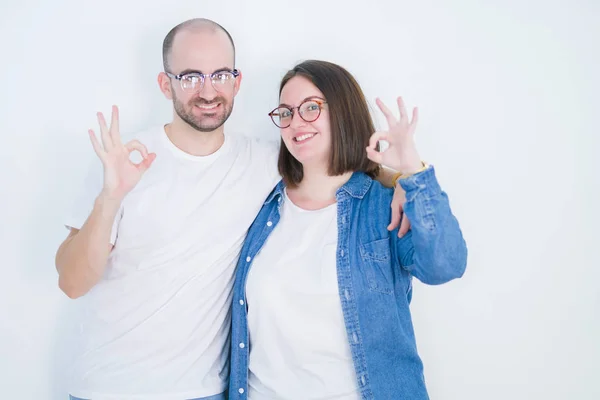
[239,388,245,394]
[239,342,245,348]
[341,249,345,257]
[267,221,273,227]
[246,256,251,262]
[239,299,244,305]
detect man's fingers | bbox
[97,112,113,150]
[387,202,402,231]
[88,129,106,161]
[125,140,149,158]
[137,153,156,173]
[125,140,154,174]
[399,213,411,237]
[110,105,122,145]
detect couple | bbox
[56,18,468,400]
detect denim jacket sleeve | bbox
[393,166,468,285]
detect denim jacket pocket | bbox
[359,238,394,294]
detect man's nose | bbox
[198,78,218,100]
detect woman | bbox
[228,60,468,399]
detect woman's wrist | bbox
[390,161,429,186]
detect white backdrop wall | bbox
[0,0,598,399]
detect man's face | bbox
[165,29,240,132]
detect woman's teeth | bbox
[294,133,315,142]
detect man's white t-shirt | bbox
[245,191,360,400]
[64,126,280,400]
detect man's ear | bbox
[158,72,174,100]
[233,69,243,97]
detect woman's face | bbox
[277,76,331,169]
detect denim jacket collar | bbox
[264,171,373,205]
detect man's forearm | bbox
[55,194,120,298]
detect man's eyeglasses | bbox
[268,99,327,128]
[166,69,240,93]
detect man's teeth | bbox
[295,133,315,142]
[196,103,219,110]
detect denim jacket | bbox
[228,166,468,399]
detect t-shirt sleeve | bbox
[64,159,122,245]
[260,139,282,186]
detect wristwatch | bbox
[391,161,429,186]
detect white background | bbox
[0,0,598,399]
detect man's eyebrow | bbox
[177,67,233,75]
[212,67,234,73]
[178,69,202,75]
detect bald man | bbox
[56,19,279,400]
